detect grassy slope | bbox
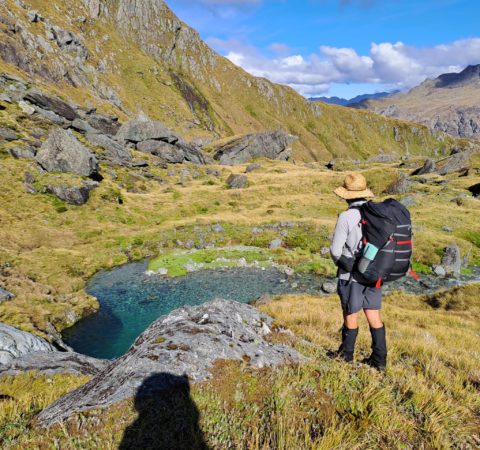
[1,285,479,448]
[1,98,479,337]
[3,0,457,161]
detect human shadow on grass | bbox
[119,373,209,450]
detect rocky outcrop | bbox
[23,90,78,121]
[46,181,99,205]
[85,133,131,164]
[0,351,108,376]
[384,173,411,194]
[213,129,297,165]
[36,128,100,177]
[0,323,55,365]
[37,299,304,427]
[116,120,207,164]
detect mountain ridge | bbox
[0,0,457,160]
[354,64,480,139]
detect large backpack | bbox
[352,199,413,287]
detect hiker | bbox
[330,173,387,371]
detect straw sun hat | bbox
[334,173,374,200]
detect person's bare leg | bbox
[363,309,383,329]
[344,311,359,329]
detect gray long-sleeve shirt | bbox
[330,200,366,281]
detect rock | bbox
[23,90,78,121]
[0,127,19,141]
[46,181,99,205]
[0,323,55,365]
[116,119,178,144]
[36,128,99,177]
[468,182,480,198]
[321,281,337,294]
[0,351,108,377]
[320,246,330,255]
[130,160,149,168]
[442,226,454,232]
[412,158,436,176]
[384,173,411,194]
[213,129,297,165]
[137,140,184,163]
[433,265,446,277]
[211,224,224,233]
[8,145,36,159]
[85,133,131,163]
[71,118,97,134]
[245,163,261,173]
[441,244,462,276]
[251,227,263,235]
[26,10,39,22]
[226,174,248,189]
[86,113,120,136]
[18,100,35,115]
[437,152,471,175]
[37,299,304,427]
[0,93,12,103]
[269,239,283,250]
[205,167,221,177]
[0,288,15,303]
[399,196,416,208]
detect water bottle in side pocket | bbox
[357,242,379,273]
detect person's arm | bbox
[330,213,348,264]
[330,212,356,272]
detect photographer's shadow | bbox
[119,373,208,450]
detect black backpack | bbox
[352,199,413,287]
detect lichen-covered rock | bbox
[0,323,55,365]
[0,351,108,377]
[36,128,99,177]
[213,129,297,165]
[37,299,304,427]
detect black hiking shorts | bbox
[337,279,382,314]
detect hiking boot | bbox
[364,325,387,371]
[330,326,358,363]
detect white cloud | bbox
[210,37,480,96]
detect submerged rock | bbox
[213,129,297,165]
[37,299,304,427]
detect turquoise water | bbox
[62,262,328,359]
[63,261,480,360]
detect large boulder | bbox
[384,173,411,194]
[226,174,248,189]
[136,140,185,163]
[437,152,471,175]
[213,129,297,165]
[411,158,436,176]
[36,128,99,177]
[0,323,55,365]
[0,351,108,377]
[85,133,131,164]
[23,90,78,121]
[116,119,178,144]
[37,299,304,427]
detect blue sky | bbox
[167,0,480,98]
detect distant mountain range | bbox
[310,91,396,106]
[354,65,480,139]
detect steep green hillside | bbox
[0,0,457,160]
